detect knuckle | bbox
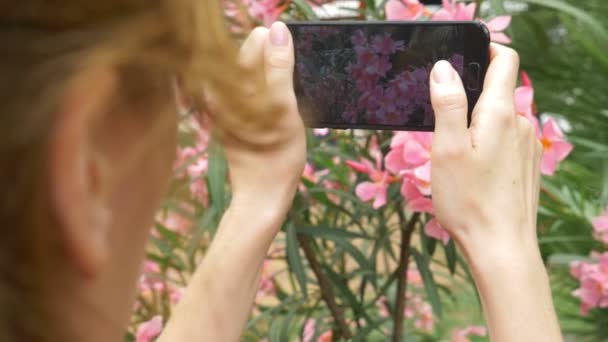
[503,47,520,68]
[266,51,292,69]
[433,144,465,161]
[433,89,466,112]
[517,115,537,141]
[251,26,269,37]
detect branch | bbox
[392,211,420,342]
[298,235,353,339]
[474,0,483,18]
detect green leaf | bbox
[268,316,287,342]
[207,140,227,214]
[286,223,308,297]
[444,240,458,275]
[411,249,443,318]
[295,224,369,240]
[292,0,319,20]
[548,253,593,266]
[154,223,181,248]
[322,265,374,324]
[333,239,375,276]
[520,0,608,40]
[186,207,217,262]
[420,222,437,257]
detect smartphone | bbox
[287,21,490,131]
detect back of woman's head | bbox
[0,1,258,340]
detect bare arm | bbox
[429,44,562,341]
[158,22,306,342]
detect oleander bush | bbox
[127,1,608,341]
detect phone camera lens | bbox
[465,62,481,91]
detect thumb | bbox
[264,22,294,90]
[430,61,469,150]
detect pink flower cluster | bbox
[225,0,287,27]
[296,27,464,127]
[515,72,573,175]
[342,30,440,126]
[346,133,451,244]
[256,260,277,300]
[570,252,608,315]
[451,325,487,342]
[135,315,163,342]
[137,261,185,307]
[302,319,333,342]
[593,209,608,245]
[386,0,512,44]
[347,72,573,244]
[376,269,435,332]
[174,117,211,205]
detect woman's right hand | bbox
[429,44,563,342]
[429,43,542,253]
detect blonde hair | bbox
[0,1,263,340]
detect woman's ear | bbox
[48,66,117,280]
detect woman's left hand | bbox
[207,22,306,223]
[159,22,305,342]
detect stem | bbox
[298,235,353,339]
[474,0,483,18]
[391,211,420,342]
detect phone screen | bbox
[289,23,480,130]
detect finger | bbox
[239,26,268,69]
[470,44,520,139]
[481,43,520,100]
[430,60,470,152]
[264,21,294,90]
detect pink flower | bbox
[432,0,475,21]
[246,0,286,27]
[347,140,396,209]
[302,319,316,342]
[407,269,423,287]
[372,32,406,55]
[483,16,512,44]
[424,218,451,245]
[452,325,487,342]
[385,0,425,21]
[432,0,512,43]
[385,132,433,195]
[376,296,391,318]
[135,315,163,342]
[401,179,434,213]
[414,301,435,332]
[592,209,608,244]
[256,260,276,299]
[540,118,573,176]
[313,128,330,136]
[347,159,390,209]
[570,252,608,315]
[514,71,541,136]
[318,331,333,342]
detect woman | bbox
[0,1,562,341]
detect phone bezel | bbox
[288,21,491,132]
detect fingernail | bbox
[269,22,289,46]
[433,60,455,84]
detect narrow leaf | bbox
[286,223,308,297]
[411,249,443,318]
[207,140,227,214]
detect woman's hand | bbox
[429,44,562,342]
[430,44,541,252]
[159,23,305,342]
[206,22,306,224]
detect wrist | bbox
[460,231,544,278]
[227,190,293,230]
